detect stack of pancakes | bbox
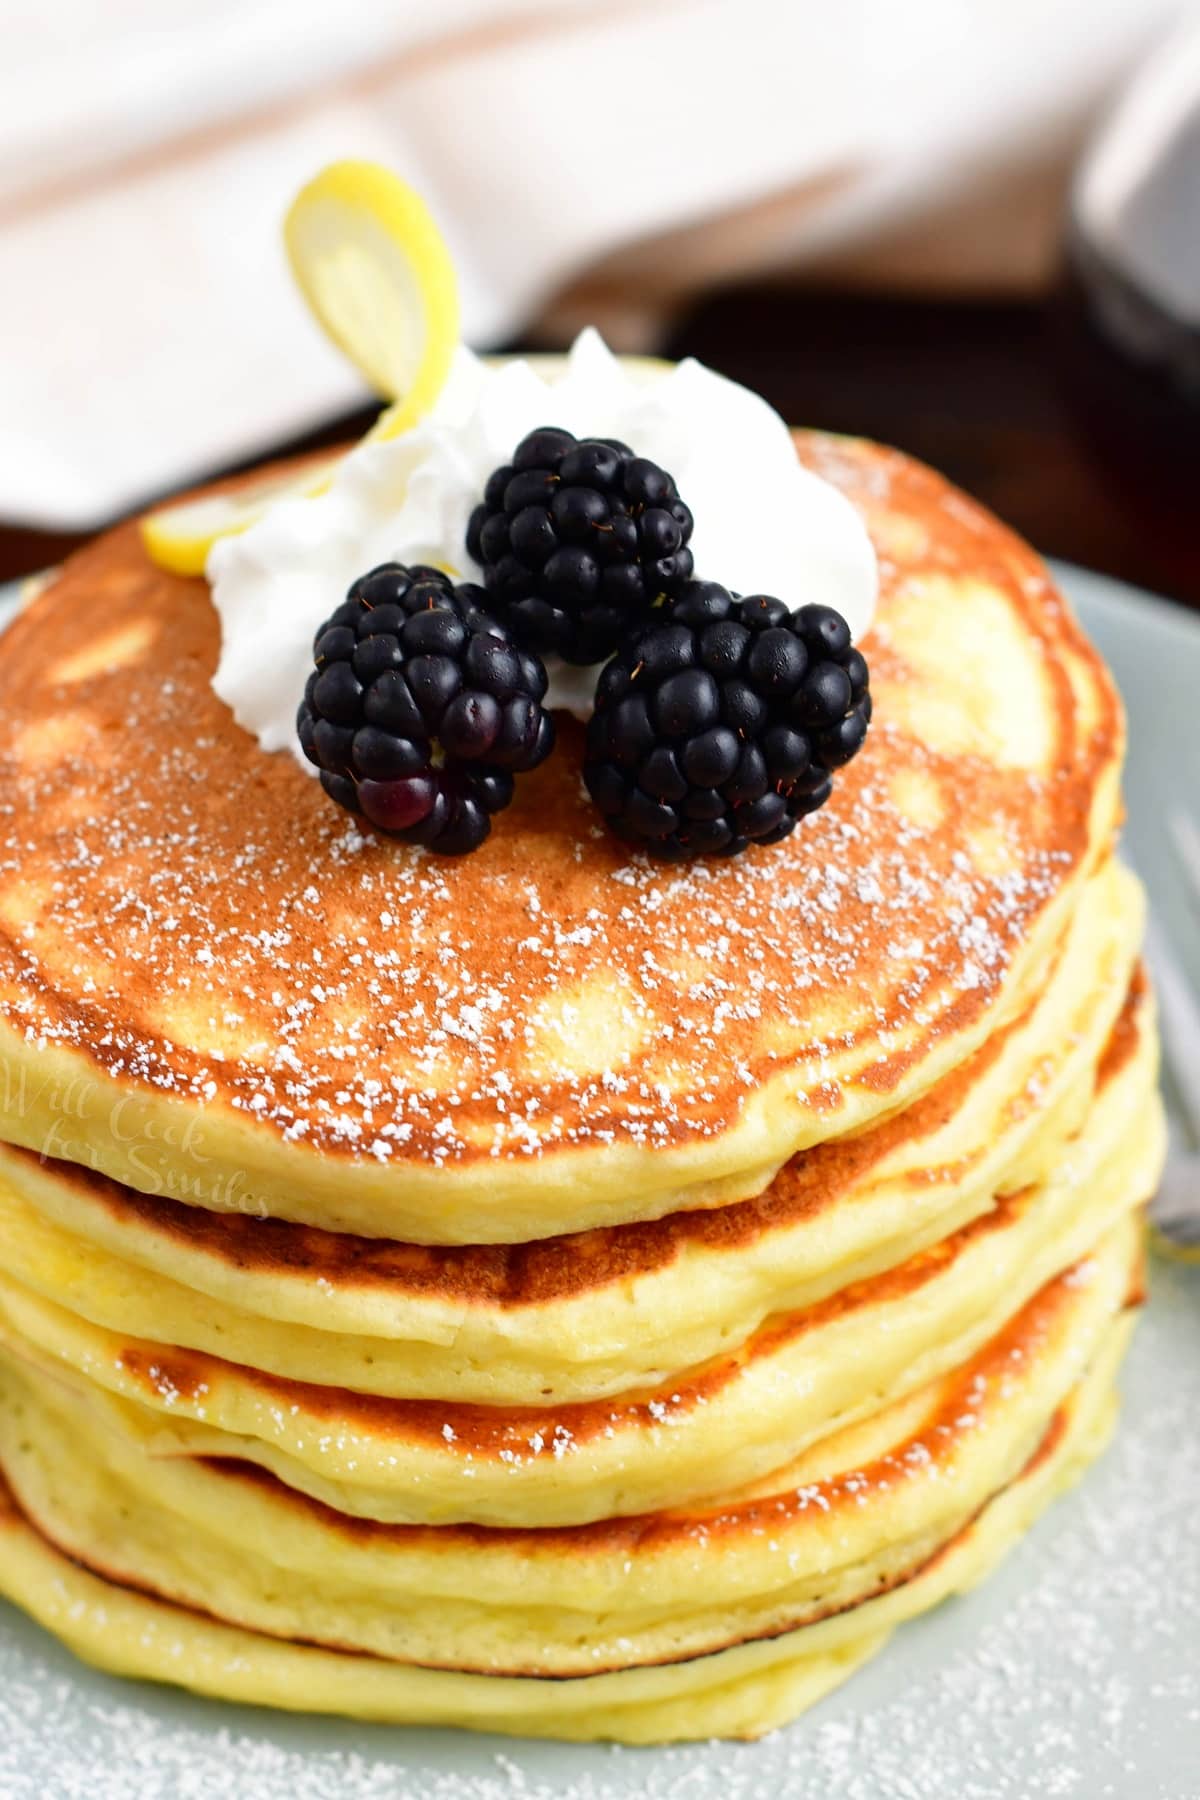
[0,435,1163,1743]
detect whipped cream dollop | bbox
[209,330,878,762]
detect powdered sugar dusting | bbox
[0,435,1113,1182]
[0,739,1073,1163]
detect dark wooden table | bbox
[4,290,1197,610]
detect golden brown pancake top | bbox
[0,435,1121,1173]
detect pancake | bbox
[0,420,1161,1744]
[0,971,1162,1527]
[0,435,1125,1244]
[0,857,1141,1407]
[0,1224,1141,1741]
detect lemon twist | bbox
[142,161,460,576]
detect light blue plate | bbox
[0,565,1196,1799]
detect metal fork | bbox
[1143,812,1200,1250]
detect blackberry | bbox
[583,582,870,860]
[465,427,694,664]
[297,563,554,855]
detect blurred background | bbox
[2,0,1199,601]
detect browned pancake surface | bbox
[0,437,1120,1175]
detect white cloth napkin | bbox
[0,0,1191,529]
